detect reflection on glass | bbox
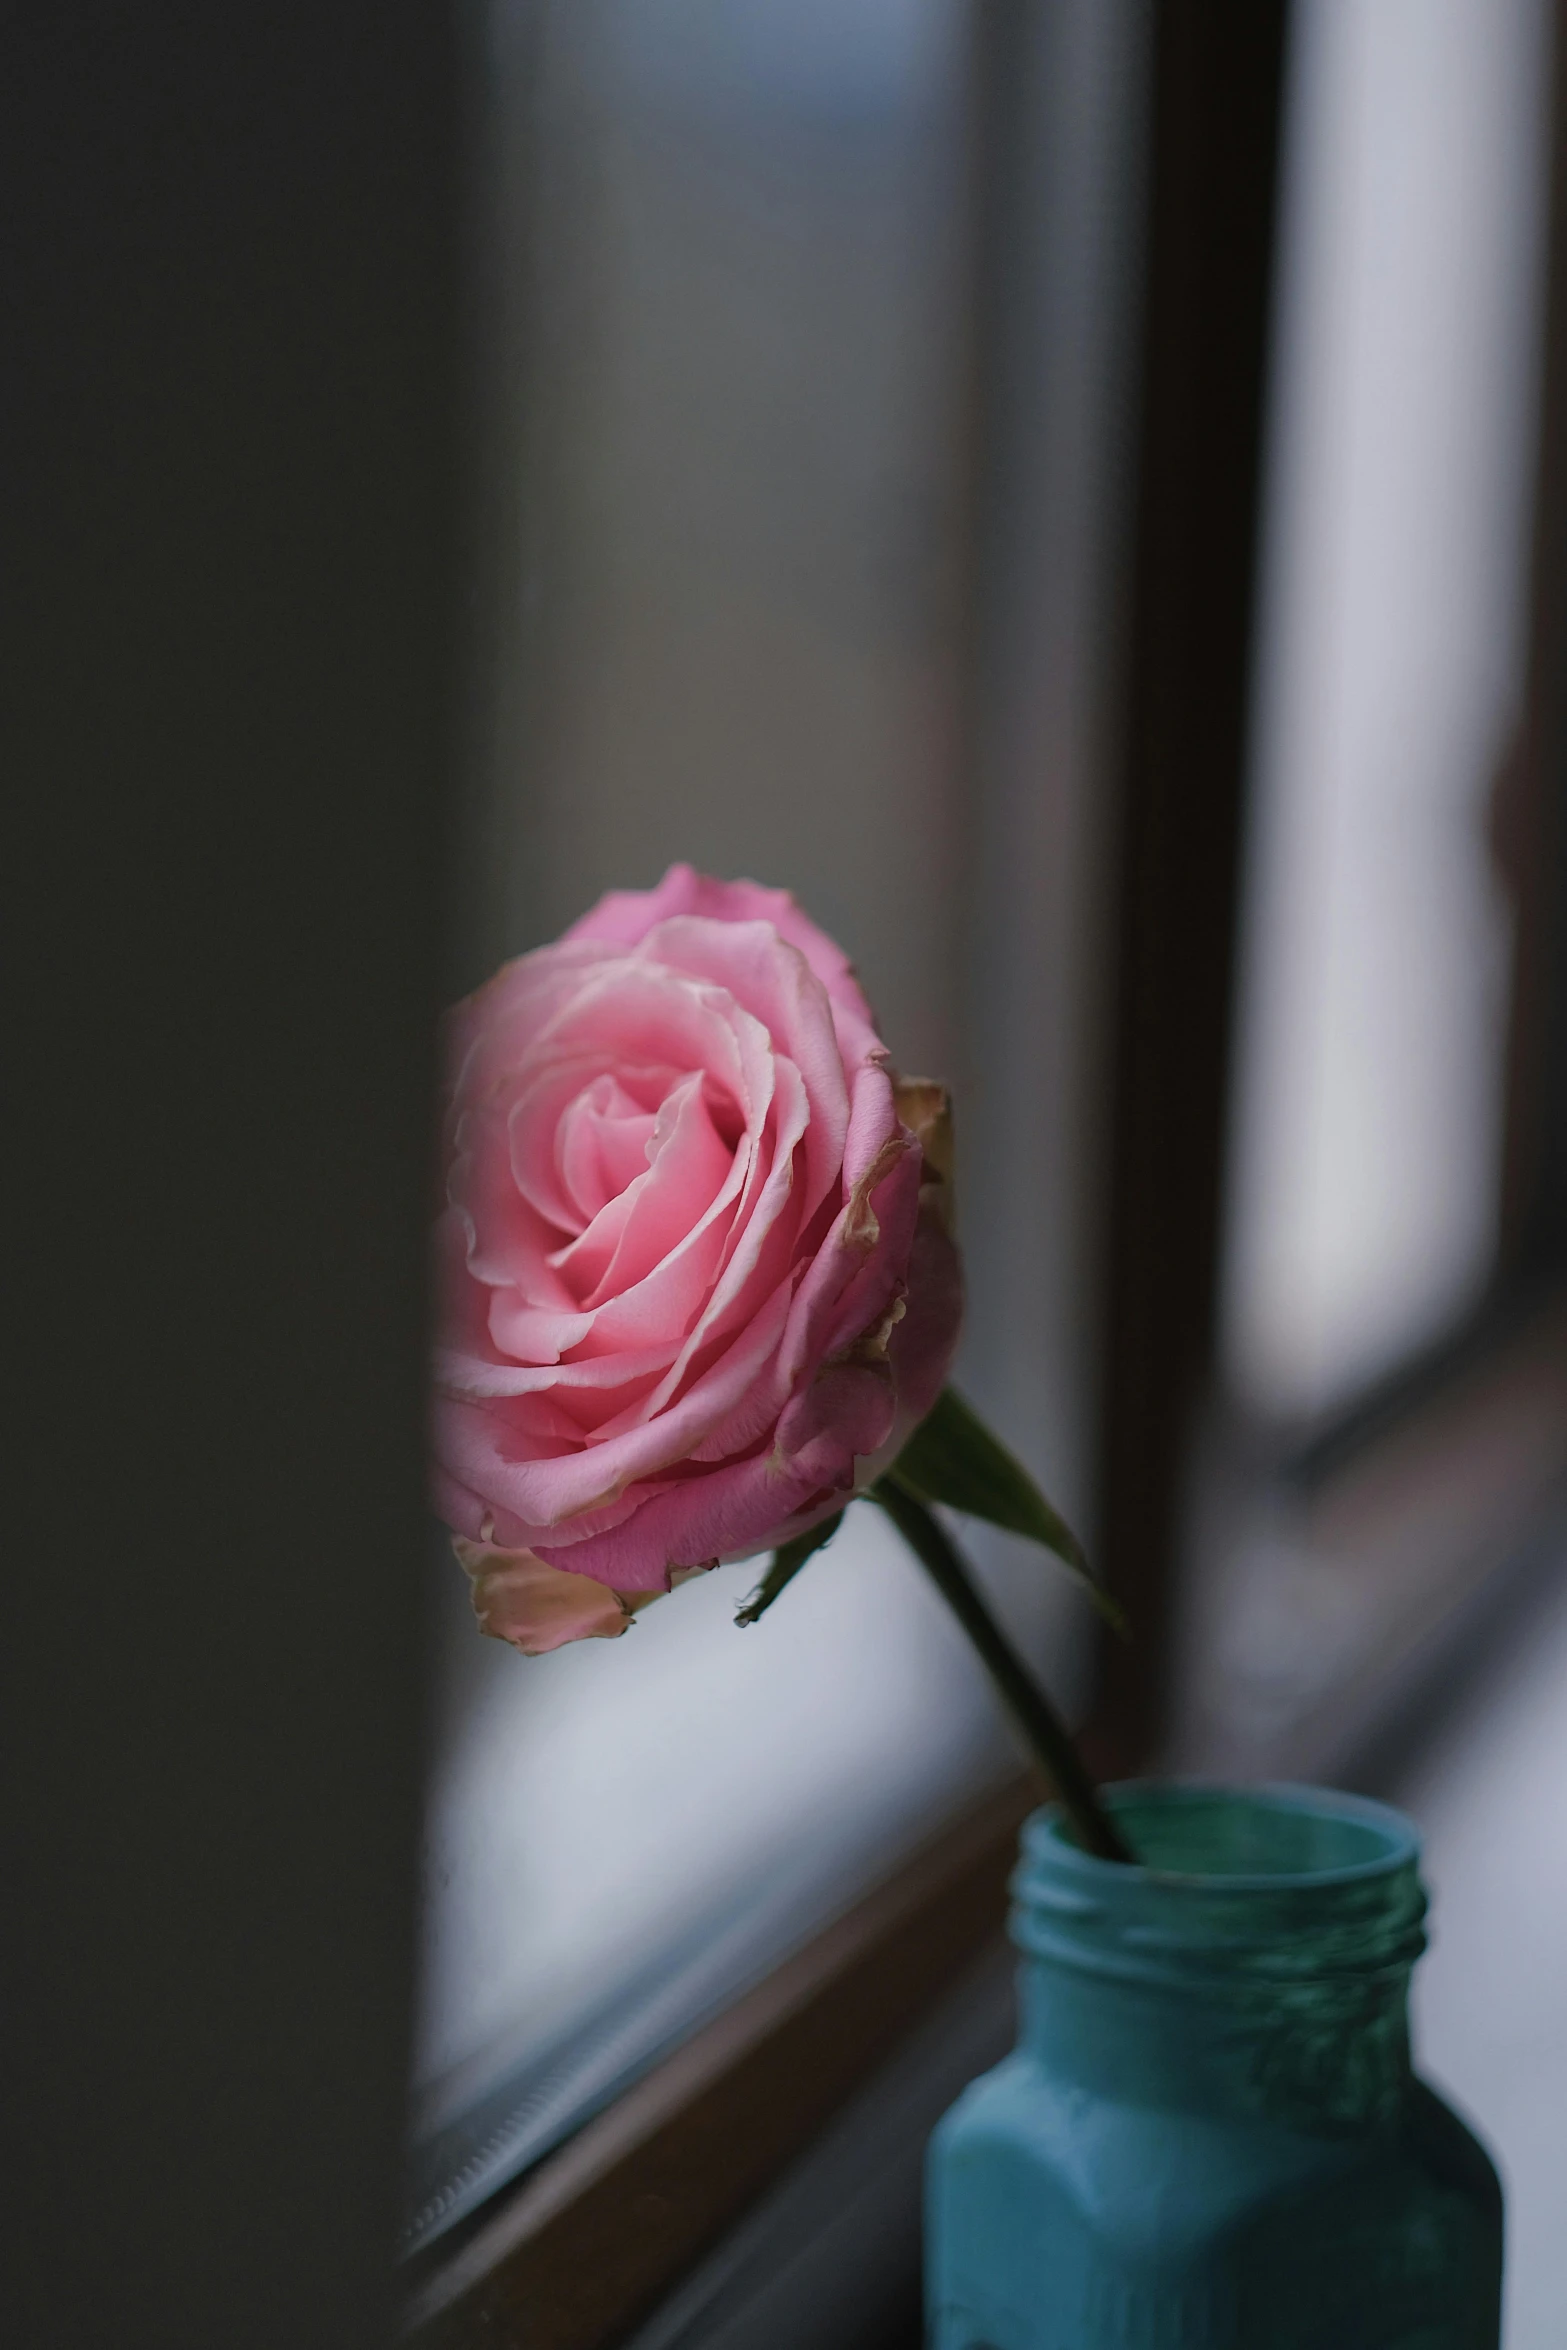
[1224,0,1552,1426]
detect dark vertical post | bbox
[1091,0,1292,1768]
[1499,1,1567,1272]
[2,10,462,2347]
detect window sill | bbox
[405,1776,1033,2350]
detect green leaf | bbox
[888,1387,1125,1632]
[735,1510,846,1627]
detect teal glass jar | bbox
[927,1784,1501,2349]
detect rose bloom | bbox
[432,866,962,1653]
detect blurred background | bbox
[13,3,1564,2347]
[410,1,1567,2343]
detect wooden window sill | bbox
[404,1776,1036,2350]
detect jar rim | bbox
[1025,1779,1420,1893]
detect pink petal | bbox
[436,1272,798,1539]
[776,1125,921,1393]
[555,1071,662,1224]
[442,939,618,1149]
[557,1071,734,1304]
[485,1292,597,1365]
[631,915,850,1225]
[885,1182,964,1431]
[565,864,883,1065]
[628,1052,809,1422]
[775,1356,897,1466]
[454,1537,635,1654]
[451,1096,581,1302]
[533,1440,848,1584]
[434,1337,676,1405]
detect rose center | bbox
[555,1070,664,1227]
[544,1064,742,1308]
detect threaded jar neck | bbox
[1010,1784,1428,2131]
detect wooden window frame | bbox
[406,1779,1032,2350]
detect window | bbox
[408,4,1567,2341]
[1225,0,1553,1425]
[1179,0,1567,1822]
[411,0,1148,2252]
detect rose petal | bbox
[631,915,850,1224]
[557,1071,664,1224]
[454,1537,634,1654]
[565,864,881,1058]
[532,1439,850,1585]
[555,1071,734,1305]
[436,1272,798,1540]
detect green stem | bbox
[873,1474,1136,1866]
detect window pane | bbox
[411,0,1145,2242]
[1223,0,1553,1425]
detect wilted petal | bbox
[453,1537,634,1655]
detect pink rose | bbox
[433,866,962,1653]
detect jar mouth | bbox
[1027,1781,1419,1890]
[1012,1783,1427,1990]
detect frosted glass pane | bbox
[1224,0,1551,1423]
[416,1503,1027,2130]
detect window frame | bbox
[406,1780,1030,2349]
